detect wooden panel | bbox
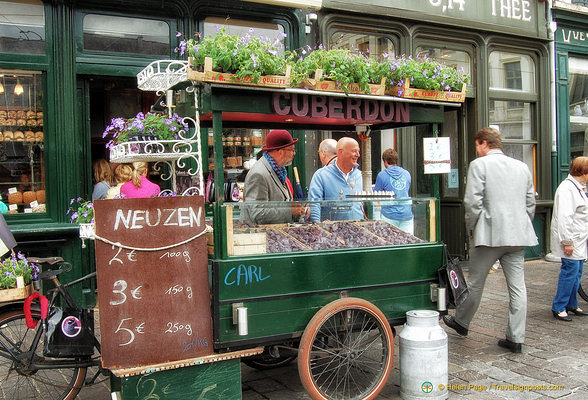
[94,197,213,370]
[116,358,242,400]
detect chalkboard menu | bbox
[94,196,213,370]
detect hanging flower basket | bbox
[386,80,467,103]
[187,57,291,88]
[303,69,386,96]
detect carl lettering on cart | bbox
[242,130,308,225]
[308,137,363,222]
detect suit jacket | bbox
[464,150,538,247]
[242,157,293,225]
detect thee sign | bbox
[94,196,213,370]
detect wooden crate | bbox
[230,231,267,256]
[303,69,386,95]
[385,80,466,103]
[188,57,291,88]
[0,284,33,302]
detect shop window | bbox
[488,51,535,93]
[83,14,170,55]
[329,31,394,59]
[488,101,533,140]
[0,70,45,214]
[0,0,45,55]
[204,18,286,55]
[569,57,588,159]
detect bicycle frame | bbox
[0,270,102,371]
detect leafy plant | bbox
[178,28,288,83]
[385,55,470,92]
[0,252,39,289]
[176,29,471,95]
[66,197,94,224]
[102,112,188,148]
[288,47,381,94]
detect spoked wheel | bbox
[579,271,588,303]
[298,298,394,400]
[0,310,87,400]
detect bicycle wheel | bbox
[298,298,394,400]
[0,310,87,400]
[579,271,588,303]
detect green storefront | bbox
[0,0,552,310]
[552,3,588,187]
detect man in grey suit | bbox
[242,130,307,225]
[443,127,538,353]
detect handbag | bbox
[438,246,469,308]
[43,307,95,357]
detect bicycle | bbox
[0,257,105,400]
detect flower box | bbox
[188,57,291,88]
[386,80,466,103]
[303,69,386,95]
[0,283,33,302]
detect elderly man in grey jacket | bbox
[242,130,307,225]
[444,127,538,353]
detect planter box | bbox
[188,57,291,88]
[386,80,466,103]
[0,283,33,302]
[303,69,386,95]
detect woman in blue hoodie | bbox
[374,148,413,234]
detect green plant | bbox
[0,252,39,289]
[102,112,188,147]
[385,55,470,92]
[288,47,381,94]
[178,28,288,83]
[67,197,94,224]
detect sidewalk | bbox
[241,259,588,399]
[82,259,588,399]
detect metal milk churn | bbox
[399,310,448,400]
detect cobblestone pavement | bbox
[81,259,588,399]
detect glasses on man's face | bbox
[283,148,296,153]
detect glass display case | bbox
[208,197,437,257]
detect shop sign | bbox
[323,0,547,38]
[556,27,588,49]
[272,93,410,123]
[94,196,213,370]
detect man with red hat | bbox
[242,129,308,224]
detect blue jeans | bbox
[552,258,585,312]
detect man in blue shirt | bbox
[308,137,363,222]
[374,148,413,234]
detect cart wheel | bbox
[298,298,394,400]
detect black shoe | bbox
[498,338,522,353]
[442,315,468,336]
[552,310,572,321]
[566,308,588,316]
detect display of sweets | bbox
[322,221,388,248]
[281,225,346,250]
[358,220,424,245]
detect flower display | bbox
[385,55,469,92]
[288,47,383,94]
[67,197,94,224]
[0,252,39,289]
[178,28,288,83]
[177,27,470,96]
[102,112,188,148]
